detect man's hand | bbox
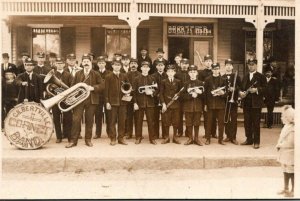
[162,103,167,113]
[229,87,234,92]
[216,89,225,96]
[249,87,258,93]
[106,103,111,110]
[145,88,153,96]
[134,103,139,111]
[88,86,94,91]
[192,92,198,98]
[21,82,28,86]
[204,105,207,112]
[195,88,203,94]
[239,91,246,99]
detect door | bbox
[190,38,213,70]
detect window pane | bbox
[32,34,46,60]
[46,34,60,56]
[106,30,120,60]
[120,30,131,56]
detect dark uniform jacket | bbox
[182,79,205,112]
[54,69,73,87]
[221,73,242,104]
[198,68,212,82]
[204,75,227,109]
[151,71,167,105]
[72,69,105,105]
[105,72,129,106]
[97,69,112,100]
[120,66,130,74]
[264,77,280,106]
[33,64,52,76]
[2,63,18,77]
[17,63,26,75]
[160,78,182,109]
[14,72,43,103]
[241,71,267,108]
[175,70,189,84]
[133,74,158,108]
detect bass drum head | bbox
[4,102,54,150]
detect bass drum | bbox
[4,102,54,150]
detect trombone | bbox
[224,71,238,123]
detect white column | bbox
[256,26,264,73]
[1,17,12,62]
[130,25,137,58]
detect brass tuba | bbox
[121,81,132,95]
[44,69,69,96]
[41,82,91,112]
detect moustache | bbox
[84,64,89,67]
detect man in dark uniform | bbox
[33,52,51,76]
[105,59,129,145]
[240,59,267,149]
[173,53,182,72]
[120,54,131,74]
[2,53,18,77]
[182,65,205,146]
[66,54,105,148]
[93,56,112,139]
[204,63,227,145]
[48,52,57,69]
[125,58,141,139]
[160,64,182,144]
[133,61,158,144]
[14,58,43,103]
[222,59,242,145]
[264,67,280,129]
[151,60,167,139]
[17,52,30,75]
[137,47,152,73]
[51,58,73,143]
[152,48,168,74]
[198,54,217,139]
[175,58,189,137]
[65,53,82,77]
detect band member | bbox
[240,59,267,149]
[48,52,57,69]
[125,58,141,139]
[222,59,242,145]
[2,53,18,77]
[152,48,168,74]
[14,58,43,103]
[66,54,105,148]
[175,58,189,137]
[182,65,204,146]
[204,63,227,145]
[137,46,152,73]
[94,56,112,139]
[65,53,82,77]
[160,64,182,144]
[33,52,51,76]
[264,67,280,129]
[51,58,73,143]
[105,59,129,145]
[198,54,217,139]
[17,52,30,75]
[133,61,158,144]
[174,53,182,72]
[120,54,130,73]
[151,60,168,139]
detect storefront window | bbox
[106,29,131,59]
[32,28,60,59]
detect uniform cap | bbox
[97,56,106,62]
[247,59,257,65]
[141,61,150,66]
[82,53,91,61]
[204,54,213,61]
[156,48,164,53]
[130,58,138,63]
[188,65,198,71]
[25,58,34,65]
[67,53,76,59]
[2,53,9,58]
[56,57,64,63]
[49,52,57,58]
[225,59,233,65]
[180,58,189,64]
[166,64,176,71]
[21,52,30,57]
[211,63,220,69]
[122,54,130,60]
[36,52,45,58]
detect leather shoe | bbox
[93,135,100,139]
[161,138,170,144]
[110,140,117,146]
[150,140,157,145]
[231,139,239,145]
[85,141,93,147]
[253,143,260,149]
[240,141,253,145]
[277,189,289,195]
[205,139,210,145]
[194,139,203,146]
[65,142,77,148]
[223,137,230,142]
[56,139,62,143]
[118,139,128,145]
[172,138,181,144]
[218,140,226,145]
[135,138,142,144]
[184,139,193,145]
[78,135,83,139]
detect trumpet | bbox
[41,83,91,112]
[138,83,158,96]
[187,86,204,94]
[211,86,226,96]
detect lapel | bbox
[249,72,258,87]
[243,73,250,90]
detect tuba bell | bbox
[44,69,69,96]
[121,81,132,95]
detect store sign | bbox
[168,23,213,36]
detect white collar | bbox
[158,71,164,75]
[113,71,120,75]
[26,71,33,75]
[37,64,44,67]
[249,71,256,75]
[57,69,64,74]
[99,68,106,73]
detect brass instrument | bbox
[187,86,205,95]
[44,69,69,96]
[224,71,238,123]
[138,82,158,97]
[121,81,133,102]
[41,82,91,112]
[211,86,226,96]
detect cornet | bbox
[187,86,204,94]
[211,86,226,96]
[138,83,158,96]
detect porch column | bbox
[1,17,12,62]
[130,24,137,58]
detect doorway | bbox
[168,37,189,64]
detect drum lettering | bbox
[9,132,44,148]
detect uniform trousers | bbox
[266,103,275,127]
[125,103,137,137]
[206,109,225,141]
[109,105,127,141]
[95,99,110,137]
[153,105,166,139]
[224,104,238,140]
[135,107,155,141]
[70,98,97,143]
[204,111,217,136]
[52,105,72,141]
[162,108,180,138]
[243,107,262,144]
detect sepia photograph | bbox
[0,0,299,199]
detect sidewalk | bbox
[1,125,281,173]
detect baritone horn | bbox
[44,69,69,96]
[41,82,91,112]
